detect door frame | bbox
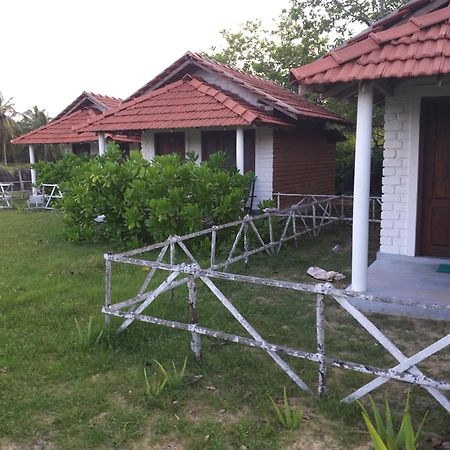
[415,96,450,257]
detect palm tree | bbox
[0,92,17,166]
[21,106,50,160]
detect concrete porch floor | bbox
[349,253,450,321]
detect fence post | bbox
[211,227,217,268]
[170,238,175,301]
[268,214,274,254]
[188,275,202,360]
[105,254,112,327]
[292,213,298,248]
[316,294,326,397]
[312,204,317,236]
[244,219,249,268]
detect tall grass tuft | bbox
[358,391,428,450]
[268,387,302,430]
[74,317,104,350]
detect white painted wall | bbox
[185,129,201,162]
[381,77,450,256]
[253,127,273,207]
[141,131,155,161]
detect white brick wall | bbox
[253,128,273,207]
[380,95,412,255]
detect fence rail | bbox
[104,197,449,412]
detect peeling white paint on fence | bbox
[103,199,450,412]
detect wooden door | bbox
[155,132,185,158]
[417,97,450,257]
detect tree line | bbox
[0,92,61,167]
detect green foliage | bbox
[336,134,383,195]
[74,317,104,350]
[207,0,407,86]
[268,387,302,429]
[257,199,277,213]
[155,357,187,389]
[33,152,90,186]
[358,392,428,450]
[144,357,187,399]
[143,366,167,399]
[53,144,254,245]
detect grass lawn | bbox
[0,209,448,449]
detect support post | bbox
[351,82,373,292]
[210,227,217,268]
[236,127,244,174]
[187,275,202,360]
[170,240,175,301]
[29,145,37,194]
[105,254,112,327]
[98,133,106,156]
[243,219,249,268]
[316,294,326,397]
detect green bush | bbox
[44,144,254,245]
[33,153,90,186]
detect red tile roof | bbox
[80,75,304,133]
[290,2,450,87]
[12,108,102,145]
[126,52,346,124]
[12,92,135,145]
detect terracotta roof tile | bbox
[12,99,136,146]
[126,52,346,124]
[290,3,450,87]
[78,76,294,133]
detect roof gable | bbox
[125,52,346,124]
[53,91,122,121]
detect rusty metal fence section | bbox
[103,200,450,413]
[274,193,382,224]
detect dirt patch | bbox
[130,440,184,450]
[0,437,57,450]
[183,399,248,425]
[279,415,370,450]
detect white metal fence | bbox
[103,200,450,412]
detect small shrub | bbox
[268,387,302,430]
[74,317,104,350]
[143,366,167,399]
[358,391,428,450]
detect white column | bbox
[351,82,374,292]
[236,127,245,173]
[98,133,106,156]
[29,144,37,194]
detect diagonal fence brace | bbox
[200,275,312,393]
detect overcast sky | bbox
[2,0,290,117]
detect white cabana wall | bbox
[381,77,450,257]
